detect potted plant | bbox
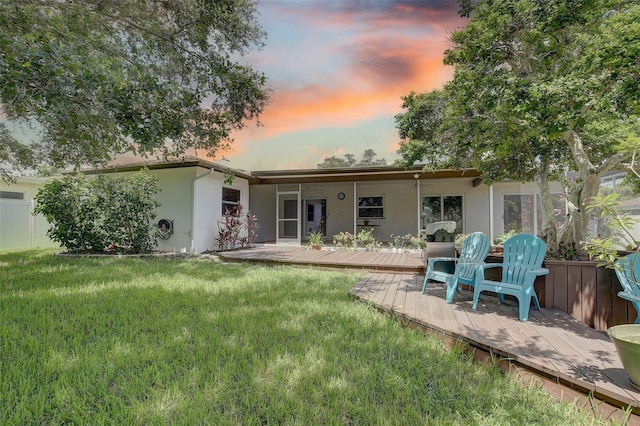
[585,193,640,388]
[307,231,324,250]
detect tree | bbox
[0,0,270,181]
[396,0,640,258]
[317,150,387,168]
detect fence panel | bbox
[0,200,59,250]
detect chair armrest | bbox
[474,263,502,280]
[529,267,549,276]
[618,291,640,303]
[427,257,458,268]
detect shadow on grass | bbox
[0,250,591,425]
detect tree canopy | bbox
[395,0,640,257]
[0,0,270,180]
[317,149,387,168]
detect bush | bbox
[389,233,426,250]
[333,231,355,248]
[332,229,382,250]
[33,171,160,253]
[215,204,259,251]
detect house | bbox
[1,157,567,253]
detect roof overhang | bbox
[72,156,258,183]
[250,166,482,185]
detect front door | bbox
[304,199,327,237]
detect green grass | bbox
[0,249,606,424]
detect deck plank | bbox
[353,271,640,415]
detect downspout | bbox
[489,184,494,243]
[192,167,216,253]
[416,176,421,235]
[353,181,357,235]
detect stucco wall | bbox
[420,178,491,238]
[249,185,276,243]
[250,177,491,243]
[193,169,250,252]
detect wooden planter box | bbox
[484,255,636,331]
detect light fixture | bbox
[414,173,420,179]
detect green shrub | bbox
[333,229,382,250]
[33,171,160,253]
[333,231,355,248]
[389,233,426,250]
[356,228,382,250]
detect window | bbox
[422,195,463,234]
[222,187,240,215]
[503,193,566,234]
[0,191,24,200]
[357,196,384,218]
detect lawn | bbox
[1,250,602,424]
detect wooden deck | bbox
[218,244,424,274]
[219,245,640,419]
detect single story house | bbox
[41,156,562,253]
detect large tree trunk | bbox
[561,130,630,259]
[535,156,558,253]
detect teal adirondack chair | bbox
[422,232,491,303]
[615,253,640,324]
[472,233,549,322]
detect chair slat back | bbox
[501,233,547,285]
[457,232,491,280]
[615,253,640,298]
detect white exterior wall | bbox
[193,169,250,253]
[249,185,276,243]
[251,177,491,243]
[304,182,354,238]
[150,168,197,252]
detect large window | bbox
[358,196,384,218]
[503,193,566,234]
[222,187,240,215]
[422,195,463,234]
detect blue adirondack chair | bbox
[615,253,640,324]
[472,233,549,322]
[422,232,491,303]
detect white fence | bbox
[0,200,59,251]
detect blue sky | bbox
[219,0,469,171]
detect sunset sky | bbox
[219,0,469,171]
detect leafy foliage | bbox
[396,0,640,256]
[215,204,258,251]
[0,0,270,180]
[317,149,387,168]
[306,230,324,248]
[585,193,640,267]
[33,171,161,253]
[332,229,382,250]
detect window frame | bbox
[421,194,464,234]
[222,187,241,215]
[357,195,384,219]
